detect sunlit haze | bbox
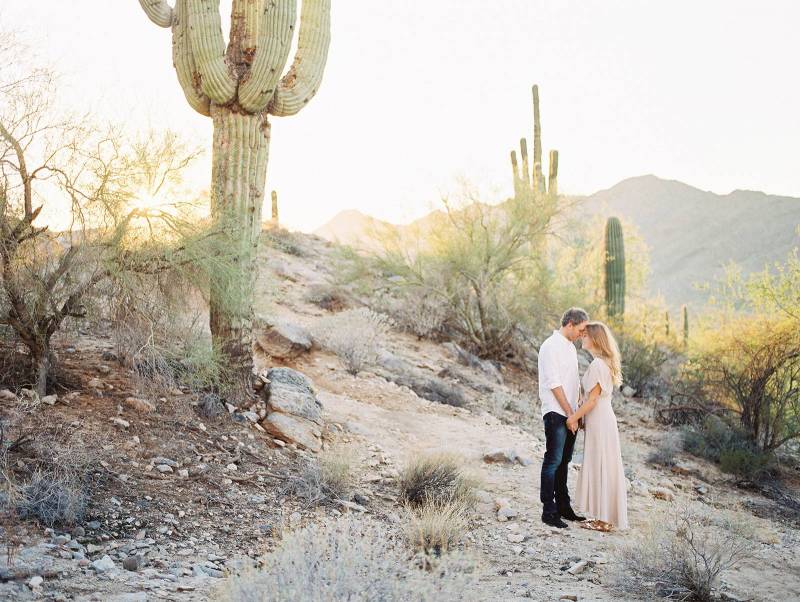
[5,1,799,232]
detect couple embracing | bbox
[538,307,628,532]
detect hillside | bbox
[1,230,799,601]
[315,175,800,308]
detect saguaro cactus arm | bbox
[138,0,175,27]
[548,150,558,197]
[268,0,332,117]
[186,0,237,104]
[172,0,211,116]
[239,0,297,113]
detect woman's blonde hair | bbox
[585,321,623,387]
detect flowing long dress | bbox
[575,357,629,529]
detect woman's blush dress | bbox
[575,357,629,529]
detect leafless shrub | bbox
[405,499,469,555]
[612,505,754,601]
[219,518,480,602]
[306,283,352,312]
[312,308,390,375]
[647,431,684,467]
[399,453,476,508]
[285,451,354,506]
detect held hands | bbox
[566,415,580,433]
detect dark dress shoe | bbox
[542,514,569,529]
[558,507,586,522]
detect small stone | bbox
[123,555,142,571]
[483,449,518,464]
[178,469,189,478]
[124,397,155,413]
[88,378,103,388]
[242,411,259,423]
[98,365,111,374]
[0,389,17,401]
[155,464,173,474]
[559,596,579,602]
[273,439,286,447]
[507,532,525,543]
[86,521,102,530]
[498,506,518,520]
[28,575,43,589]
[152,457,178,467]
[694,484,709,495]
[650,487,674,501]
[91,555,116,573]
[111,417,130,429]
[567,560,588,575]
[622,386,636,397]
[41,394,57,405]
[226,463,238,471]
[289,512,301,525]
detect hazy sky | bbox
[4,1,799,231]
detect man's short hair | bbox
[561,307,589,327]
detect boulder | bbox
[264,368,322,424]
[260,367,323,451]
[622,385,636,398]
[255,321,312,360]
[442,341,503,384]
[483,449,533,467]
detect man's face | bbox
[564,320,588,342]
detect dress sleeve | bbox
[585,359,610,396]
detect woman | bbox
[566,321,628,531]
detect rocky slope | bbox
[1,229,798,601]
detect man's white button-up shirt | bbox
[537,329,580,417]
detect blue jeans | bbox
[540,411,577,518]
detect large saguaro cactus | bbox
[604,216,626,318]
[138,0,331,384]
[510,85,558,201]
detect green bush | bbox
[618,334,668,395]
[682,415,774,480]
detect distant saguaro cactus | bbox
[682,304,689,347]
[665,310,670,337]
[271,190,279,225]
[510,85,558,201]
[138,0,331,381]
[604,217,626,318]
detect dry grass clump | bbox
[405,499,470,555]
[312,308,390,375]
[611,504,754,601]
[1,416,100,528]
[647,431,684,467]
[285,451,354,506]
[219,518,479,602]
[399,453,476,508]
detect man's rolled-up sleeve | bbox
[539,346,562,391]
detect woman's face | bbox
[581,332,595,353]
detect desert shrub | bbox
[312,308,390,375]
[612,505,753,601]
[399,453,475,508]
[647,431,683,467]
[371,187,558,360]
[285,451,353,506]
[405,500,469,555]
[377,287,450,340]
[219,518,479,602]
[684,316,799,453]
[306,283,352,312]
[682,415,774,481]
[1,414,100,528]
[617,333,669,395]
[264,227,307,257]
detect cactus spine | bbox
[510,84,558,202]
[604,217,626,318]
[138,0,331,380]
[682,304,689,348]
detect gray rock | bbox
[122,555,142,572]
[155,464,173,474]
[507,532,526,543]
[262,412,321,452]
[264,368,322,424]
[41,394,57,405]
[567,560,588,575]
[442,341,503,384]
[152,457,178,467]
[91,555,116,573]
[622,385,636,397]
[483,449,518,464]
[255,321,313,360]
[28,575,43,589]
[498,506,518,520]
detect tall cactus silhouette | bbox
[665,310,670,337]
[604,217,626,318]
[510,85,558,201]
[138,0,331,381]
[682,304,689,348]
[271,190,279,225]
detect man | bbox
[538,307,589,528]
